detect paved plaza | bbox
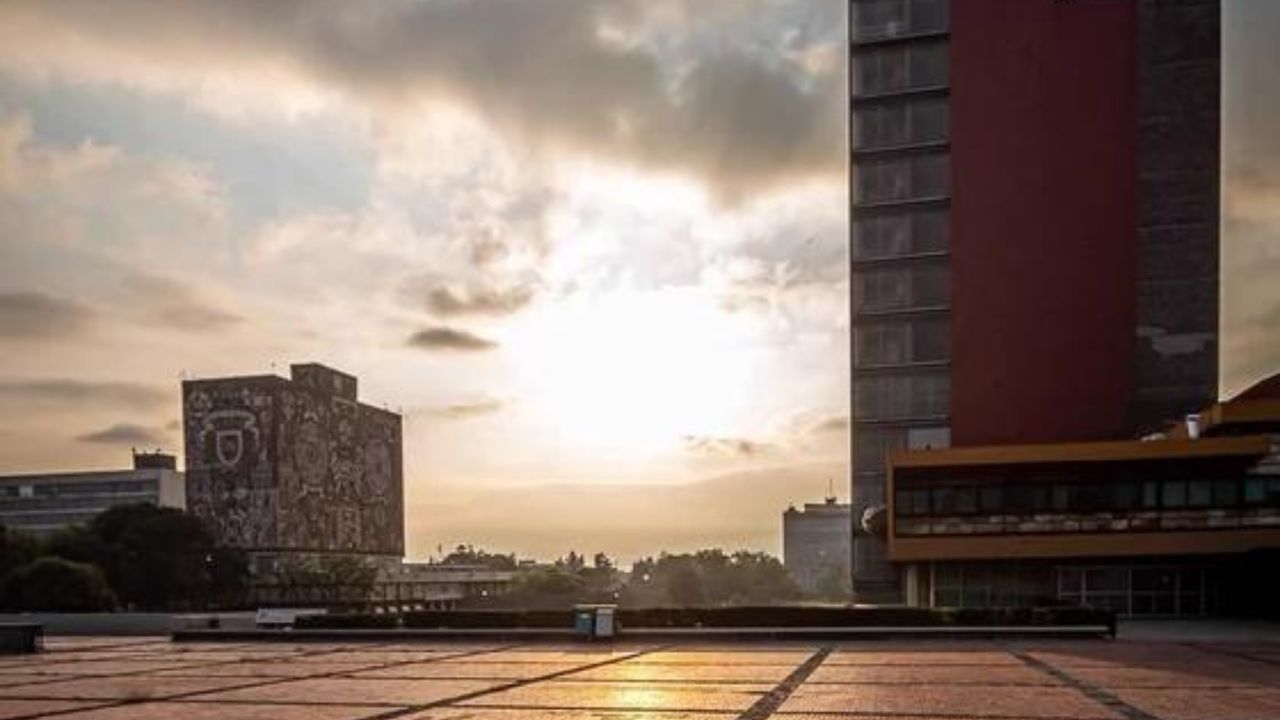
[0,635,1275,719]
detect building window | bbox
[1163,480,1188,508]
[855,262,949,313]
[853,208,948,262]
[855,317,949,367]
[854,96,948,150]
[855,371,949,421]
[852,0,949,41]
[855,154,950,204]
[854,41,949,97]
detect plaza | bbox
[0,632,1275,719]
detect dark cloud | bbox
[120,274,242,331]
[810,414,849,434]
[425,399,506,420]
[0,379,169,409]
[426,283,536,318]
[683,434,776,458]
[0,291,94,339]
[0,0,844,197]
[407,326,498,352]
[76,423,168,445]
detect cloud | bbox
[682,434,776,458]
[76,423,168,445]
[423,398,507,420]
[119,274,242,332]
[0,291,95,339]
[425,282,537,318]
[810,414,849,434]
[0,379,169,409]
[0,0,844,197]
[406,326,498,352]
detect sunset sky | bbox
[0,1,1276,562]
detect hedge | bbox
[295,605,1113,631]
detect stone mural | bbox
[183,365,403,557]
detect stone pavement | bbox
[0,634,1275,719]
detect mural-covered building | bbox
[182,363,403,572]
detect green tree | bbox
[0,557,116,612]
[441,544,517,570]
[49,504,244,610]
[0,525,40,579]
[668,565,706,606]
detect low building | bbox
[886,376,1280,617]
[783,496,852,595]
[0,452,186,536]
[182,362,403,576]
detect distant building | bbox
[783,496,852,595]
[0,451,185,536]
[182,363,403,574]
[887,375,1280,617]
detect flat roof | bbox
[889,434,1271,470]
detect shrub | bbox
[295,613,401,629]
[403,610,573,629]
[0,557,117,612]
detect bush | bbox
[0,557,117,612]
[295,613,401,629]
[403,610,573,629]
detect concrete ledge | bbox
[174,625,1113,643]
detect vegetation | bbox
[0,504,248,612]
[0,557,117,612]
[267,554,379,604]
[440,544,517,570]
[621,550,800,607]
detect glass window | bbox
[933,487,956,514]
[1163,480,1187,508]
[852,208,948,261]
[1212,479,1239,507]
[854,427,905,473]
[979,486,1002,513]
[1007,485,1049,513]
[852,0,906,41]
[1141,481,1161,508]
[1188,480,1212,508]
[907,425,950,449]
[954,487,977,515]
[1111,482,1140,510]
[855,371,950,421]
[854,96,947,150]
[855,154,950,204]
[1244,478,1267,504]
[856,317,949,367]
[1051,485,1071,511]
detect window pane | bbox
[1163,481,1187,508]
[1212,479,1239,506]
[1188,480,1212,507]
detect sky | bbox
[0,1,1275,563]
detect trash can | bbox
[572,604,618,640]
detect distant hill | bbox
[406,461,848,564]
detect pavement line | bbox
[0,641,525,720]
[1010,650,1161,720]
[736,645,832,720]
[1189,642,1280,670]
[359,644,672,720]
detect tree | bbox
[0,525,39,579]
[0,557,116,612]
[668,565,706,606]
[49,504,245,610]
[441,545,517,570]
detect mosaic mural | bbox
[183,366,404,556]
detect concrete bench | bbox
[0,623,43,654]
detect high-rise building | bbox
[849,0,1220,600]
[0,452,185,537]
[182,363,403,573]
[783,497,852,595]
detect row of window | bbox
[854,41,948,97]
[856,316,950,367]
[0,481,157,498]
[855,153,950,205]
[896,477,1280,518]
[855,371,950,422]
[853,208,948,261]
[855,96,948,150]
[854,262,949,314]
[852,0,949,41]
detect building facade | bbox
[849,0,1220,600]
[182,363,403,571]
[783,498,852,595]
[0,452,185,536]
[887,380,1280,617]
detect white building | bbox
[0,452,186,536]
[783,496,852,595]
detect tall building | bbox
[849,0,1221,599]
[783,497,852,595]
[182,363,403,573]
[0,452,185,536]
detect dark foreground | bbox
[0,635,1276,719]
